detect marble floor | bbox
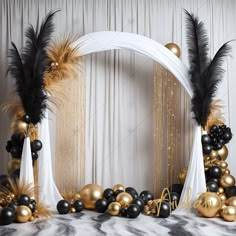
[1,210,236,236]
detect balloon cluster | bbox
[30,139,43,161]
[202,125,232,155]
[0,194,36,225]
[57,199,84,214]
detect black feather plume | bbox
[8,10,59,124]
[185,10,231,129]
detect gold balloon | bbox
[219,193,227,202]
[11,120,28,135]
[29,216,35,222]
[107,202,121,216]
[116,192,133,207]
[16,206,32,223]
[165,43,181,58]
[225,169,231,175]
[7,159,21,174]
[77,184,103,209]
[209,150,218,159]
[220,161,228,169]
[218,187,224,194]
[178,167,188,185]
[216,145,228,160]
[221,206,236,222]
[227,197,236,208]
[70,207,76,213]
[196,192,222,217]
[113,184,125,192]
[220,174,235,188]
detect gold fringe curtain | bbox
[55,60,85,192]
[153,63,193,197]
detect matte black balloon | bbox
[18,194,31,206]
[206,181,218,192]
[0,175,9,187]
[170,192,180,210]
[169,184,183,195]
[114,189,124,197]
[157,201,171,218]
[125,187,139,199]
[223,132,232,143]
[7,202,17,213]
[103,188,114,200]
[202,145,213,154]
[95,199,108,213]
[31,140,43,151]
[0,207,15,225]
[213,143,223,150]
[57,200,71,214]
[140,195,148,205]
[132,198,144,212]
[209,166,222,178]
[22,114,31,123]
[225,186,236,198]
[73,200,84,212]
[219,139,225,145]
[140,191,154,202]
[107,196,116,205]
[210,125,218,134]
[206,177,219,185]
[10,146,22,158]
[120,207,128,217]
[127,204,141,218]
[31,151,38,161]
[201,135,211,145]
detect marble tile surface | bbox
[1,210,236,236]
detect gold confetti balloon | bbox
[107,202,121,216]
[113,184,125,192]
[227,197,236,208]
[77,184,103,209]
[165,43,181,58]
[216,145,228,161]
[196,192,222,218]
[116,192,133,207]
[16,206,32,223]
[178,167,188,185]
[220,174,235,188]
[221,206,236,222]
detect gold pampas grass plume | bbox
[206,100,225,131]
[61,190,77,204]
[34,201,53,219]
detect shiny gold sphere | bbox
[220,161,228,169]
[107,202,121,216]
[70,207,76,213]
[196,192,222,217]
[220,174,235,188]
[7,159,21,174]
[219,193,227,202]
[113,184,125,192]
[178,167,188,185]
[11,120,28,134]
[16,206,32,223]
[218,187,224,194]
[74,193,81,200]
[165,43,181,58]
[116,192,133,207]
[225,169,231,175]
[204,156,211,162]
[221,206,236,222]
[29,216,35,222]
[77,184,103,209]
[216,145,228,161]
[209,150,218,159]
[227,197,236,208]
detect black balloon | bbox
[31,199,36,206]
[214,143,223,150]
[95,199,108,213]
[8,202,18,212]
[223,132,232,143]
[170,192,180,210]
[206,177,219,185]
[31,140,43,151]
[57,200,71,214]
[132,198,144,212]
[201,135,211,145]
[0,175,9,187]
[120,207,128,217]
[202,145,213,154]
[18,194,31,206]
[29,203,36,213]
[0,207,15,225]
[210,125,218,133]
[125,187,139,199]
[31,151,38,161]
[127,204,141,218]
[206,181,218,192]
[209,166,222,178]
[10,146,22,158]
[73,200,84,212]
[103,188,114,200]
[169,184,183,195]
[114,189,124,197]
[157,201,171,218]
[140,191,154,202]
[107,196,116,205]
[225,186,236,198]
[22,114,31,123]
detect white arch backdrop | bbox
[21,31,205,213]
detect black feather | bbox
[8,10,59,124]
[185,10,231,128]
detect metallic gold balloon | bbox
[220,174,235,188]
[165,43,181,58]
[7,159,21,174]
[116,192,133,207]
[218,187,224,194]
[196,192,222,217]
[29,216,35,222]
[74,193,81,200]
[209,150,218,159]
[227,197,236,208]
[220,161,228,169]
[178,167,188,185]
[107,202,121,216]
[225,169,230,175]
[219,193,227,202]
[221,206,236,222]
[70,207,76,213]
[216,145,228,160]
[113,184,125,192]
[77,184,103,209]
[16,206,32,223]
[11,120,28,134]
